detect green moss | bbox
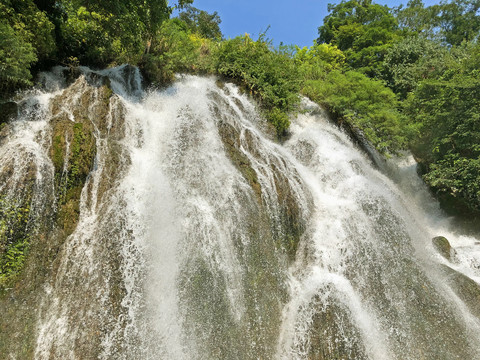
[217,121,262,201]
[432,236,454,261]
[53,120,95,234]
[52,134,64,171]
[48,82,108,235]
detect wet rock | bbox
[120,64,141,93]
[432,236,456,261]
[48,76,121,234]
[62,66,82,86]
[218,120,262,201]
[306,296,368,360]
[84,71,112,88]
[441,265,480,320]
[0,101,18,125]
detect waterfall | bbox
[1,66,479,359]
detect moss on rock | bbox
[307,297,368,360]
[49,77,114,235]
[218,121,262,201]
[432,236,456,261]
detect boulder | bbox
[432,236,456,261]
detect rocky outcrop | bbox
[432,236,480,320]
[441,264,480,320]
[0,74,128,358]
[307,298,368,360]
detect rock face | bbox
[432,236,480,320]
[1,71,480,360]
[0,101,18,125]
[442,265,480,319]
[0,72,129,359]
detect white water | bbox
[1,67,480,359]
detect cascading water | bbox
[1,66,479,360]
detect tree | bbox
[317,0,399,76]
[179,5,222,40]
[0,21,37,93]
[396,0,480,45]
[404,43,480,213]
[0,0,56,63]
[382,36,447,98]
[395,0,439,36]
[436,0,480,45]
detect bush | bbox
[0,196,31,287]
[294,43,345,80]
[141,19,215,85]
[214,35,300,135]
[303,70,407,153]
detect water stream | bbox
[1,66,479,359]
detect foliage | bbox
[435,0,480,45]
[317,0,399,76]
[396,0,480,45]
[179,5,222,40]
[382,36,448,98]
[0,196,31,287]
[215,35,301,135]
[395,0,440,36]
[57,0,162,66]
[294,43,345,80]
[0,21,37,93]
[423,155,480,213]
[0,0,56,62]
[302,70,407,153]
[142,18,216,84]
[0,0,55,95]
[404,47,480,212]
[0,0,193,83]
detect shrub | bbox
[303,70,407,153]
[141,18,215,85]
[214,35,300,135]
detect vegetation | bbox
[303,70,406,152]
[179,5,222,40]
[311,0,480,215]
[1,0,480,215]
[215,35,301,135]
[0,196,31,287]
[318,0,400,77]
[404,44,480,213]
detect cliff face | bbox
[1,68,480,360]
[0,69,130,358]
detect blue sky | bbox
[179,0,440,48]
